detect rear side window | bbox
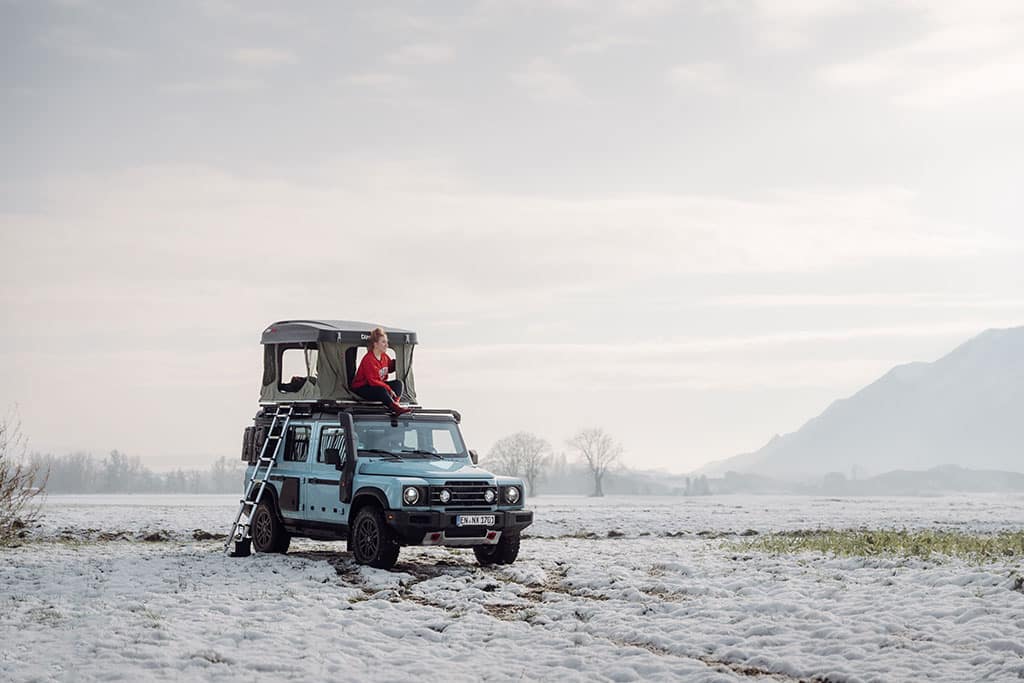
[318,426,348,464]
[284,426,311,462]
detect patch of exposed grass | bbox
[735,529,1024,561]
[27,605,65,626]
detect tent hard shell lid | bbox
[259,320,418,405]
[261,320,418,346]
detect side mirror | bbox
[324,448,341,466]
[469,449,479,465]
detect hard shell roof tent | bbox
[259,319,418,405]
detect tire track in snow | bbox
[295,548,810,681]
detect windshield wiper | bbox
[359,448,402,460]
[401,449,445,460]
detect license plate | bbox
[456,514,495,527]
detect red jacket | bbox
[351,352,396,390]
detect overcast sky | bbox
[2,0,1023,474]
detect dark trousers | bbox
[352,380,404,407]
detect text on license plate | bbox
[456,514,495,527]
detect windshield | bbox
[354,418,467,458]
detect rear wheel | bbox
[351,506,400,569]
[251,499,291,554]
[473,531,520,566]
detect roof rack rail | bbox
[256,401,461,422]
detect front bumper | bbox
[386,508,534,546]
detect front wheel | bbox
[351,506,400,569]
[251,500,291,554]
[474,531,520,566]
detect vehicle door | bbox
[272,423,310,523]
[304,422,350,525]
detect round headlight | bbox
[484,488,496,503]
[439,489,451,504]
[403,487,419,505]
[505,486,520,504]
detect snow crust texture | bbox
[3,494,1023,682]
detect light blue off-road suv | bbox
[233,404,533,569]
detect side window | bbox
[284,426,311,462]
[318,426,348,464]
[279,346,318,393]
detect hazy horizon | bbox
[3,1,1023,474]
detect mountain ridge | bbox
[696,325,1024,479]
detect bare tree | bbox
[567,428,622,497]
[487,432,551,496]
[0,407,46,545]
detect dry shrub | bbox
[0,407,46,544]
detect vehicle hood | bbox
[358,459,495,480]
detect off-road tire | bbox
[473,531,520,566]
[351,506,400,569]
[251,499,291,554]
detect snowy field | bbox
[3,494,1024,682]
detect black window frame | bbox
[284,425,311,462]
[317,425,348,465]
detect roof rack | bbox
[257,400,461,423]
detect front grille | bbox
[429,480,496,508]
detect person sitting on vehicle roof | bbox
[351,327,411,416]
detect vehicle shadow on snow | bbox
[288,549,482,583]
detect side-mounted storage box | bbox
[240,422,271,464]
[241,426,254,462]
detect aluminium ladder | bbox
[224,404,293,554]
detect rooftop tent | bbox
[259,320,418,404]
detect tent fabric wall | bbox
[399,344,417,403]
[259,341,418,404]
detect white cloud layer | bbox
[817,3,1024,106]
[666,62,730,92]
[229,47,298,67]
[511,58,581,101]
[388,42,457,65]
[2,165,1004,299]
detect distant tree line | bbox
[485,427,714,498]
[25,451,240,494]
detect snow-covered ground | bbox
[3,494,1023,682]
